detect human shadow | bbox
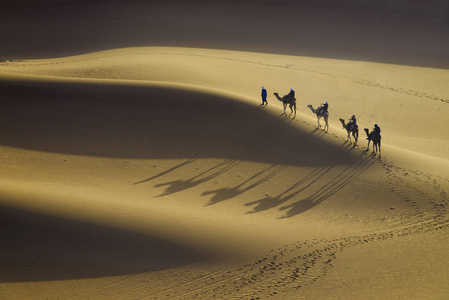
[203,164,286,206]
[156,159,239,197]
[279,155,377,218]
[133,158,197,185]
[245,166,332,214]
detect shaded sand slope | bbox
[0,204,212,282]
[0,76,352,165]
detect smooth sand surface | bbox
[1,1,448,299]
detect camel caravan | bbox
[269,89,381,157]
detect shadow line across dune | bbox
[0,78,356,166]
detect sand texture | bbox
[1,1,449,299]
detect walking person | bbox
[261,86,268,105]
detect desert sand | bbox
[1,1,449,299]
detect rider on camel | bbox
[288,88,295,100]
[348,115,357,130]
[374,124,381,136]
[320,101,329,115]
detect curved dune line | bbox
[0,75,356,166]
[2,46,448,160]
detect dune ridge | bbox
[2,47,448,159]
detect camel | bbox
[307,105,329,132]
[339,118,358,146]
[364,128,381,156]
[273,93,296,118]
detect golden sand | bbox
[1,1,448,299]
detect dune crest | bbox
[2,47,448,158]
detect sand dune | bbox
[1,1,449,299]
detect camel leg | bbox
[374,141,381,156]
[289,104,296,119]
[378,140,381,157]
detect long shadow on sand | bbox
[278,154,377,218]
[245,166,333,214]
[133,158,197,185]
[0,79,356,167]
[202,164,286,206]
[0,204,217,283]
[155,159,240,197]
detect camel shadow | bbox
[155,159,239,197]
[311,128,327,138]
[279,155,377,218]
[279,197,316,216]
[203,164,285,206]
[245,167,332,214]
